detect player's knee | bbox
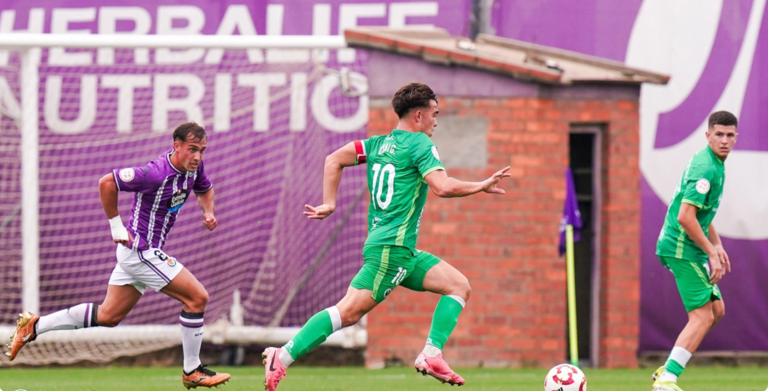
[453,274,471,302]
[339,308,364,327]
[340,314,358,328]
[338,302,369,327]
[694,309,715,327]
[97,313,124,328]
[184,286,209,312]
[713,311,724,326]
[193,288,209,311]
[713,304,725,323]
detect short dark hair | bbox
[172,122,207,143]
[391,83,437,119]
[708,111,738,129]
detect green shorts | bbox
[659,255,722,312]
[350,245,442,303]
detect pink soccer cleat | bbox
[414,352,465,386]
[262,347,287,391]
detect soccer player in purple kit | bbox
[5,122,230,389]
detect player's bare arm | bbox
[677,203,725,283]
[424,166,511,198]
[304,142,359,220]
[98,173,133,246]
[196,188,217,231]
[708,223,730,273]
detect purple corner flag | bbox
[559,168,583,256]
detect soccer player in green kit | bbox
[651,111,738,391]
[261,83,511,391]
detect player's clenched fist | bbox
[203,213,217,231]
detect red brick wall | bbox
[364,97,640,368]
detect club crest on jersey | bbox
[168,189,189,213]
[431,146,440,161]
[119,168,135,182]
[696,178,710,194]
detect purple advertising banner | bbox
[0,0,470,328]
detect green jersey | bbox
[354,130,445,254]
[656,146,725,262]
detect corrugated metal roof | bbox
[344,27,669,86]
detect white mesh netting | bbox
[0,45,369,365]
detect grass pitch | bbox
[1,366,766,391]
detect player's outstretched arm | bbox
[678,203,724,283]
[99,173,132,246]
[304,142,358,220]
[197,188,217,231]
[424,166,511,198]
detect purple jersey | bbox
[112,150,212,250]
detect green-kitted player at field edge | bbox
[651,111,738,391]
[261,83,511,391]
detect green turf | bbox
[0,366,766,391]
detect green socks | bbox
[282,306,342,365]
[426,295,466,350]
[661,346,692,382]
[282,294,466,366]
[664,359,685,377]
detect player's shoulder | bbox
[692,147,718,163]
[685,148,717,178]
[145,150,178,181]
[366,134,387,144]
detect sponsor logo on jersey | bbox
[119,168,135,182]
[168,189,189,213]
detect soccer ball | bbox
[544,364,587,391]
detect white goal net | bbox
[0,35,369,366]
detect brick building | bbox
[346,28,668,368]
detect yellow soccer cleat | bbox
[651,365,664,381]
[652,380,684,391]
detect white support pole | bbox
[20,47,40,314]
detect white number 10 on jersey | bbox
[371,163,396,210]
